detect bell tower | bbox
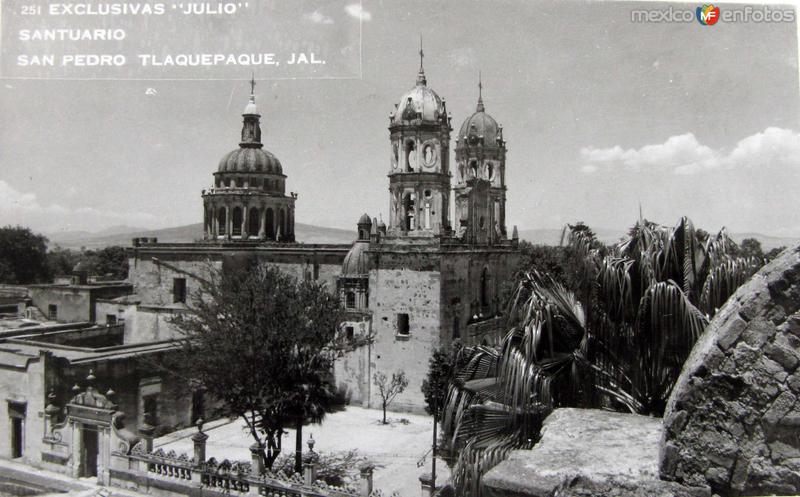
[387,43,452,236]
[454,75,508,245]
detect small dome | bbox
[218,147,283,175]
[458,108,500,147]
[342,241,369,277]
[391,77,445,125]
[358,213,372,225]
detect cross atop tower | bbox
[419,35,424,70]
[416,35,427,86]
[477,70,485,112]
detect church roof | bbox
[457,76,502,148]
[390,44,447,126]
[218,147,283,175]
[458,109,500,147]
[217,79,283,176]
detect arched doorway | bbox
[278,209,286,240]
[248,207,260,238]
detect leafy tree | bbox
[765,246,786,262]
[373,371,409,424]
[738,238,764,259]
[46,246,80,277]
[92,246,129,279]
[421,343,462,415]
[442,217,763,495]
[0,226,50,283]
[169,261,346,470]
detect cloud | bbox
[0,180,155,234]
[306,10,334,24]
[580,127,800,175]
[345,4,372,21]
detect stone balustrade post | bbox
[359,464,374,497]
[249,443,264,476]
[303,459,318,486]
[191,419,209,465]
[419,472,434,497]
[302,435,319,486]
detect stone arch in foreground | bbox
[661,245,800,496]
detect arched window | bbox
[248,207,260,238]
[265,208,275,240]
[345,291,356,309]
[405,140,416,172]
[480,268,489,308]
[470,160,478,178]
[403,193,416,231]
[232,207,243,237]
[217,208,227,236]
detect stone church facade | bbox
[127,58,520,412]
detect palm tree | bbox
[441,217,763,495]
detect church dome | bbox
[458,107,499,146]
[217,147,283,175]
[392,82,445,125]
[390,51,447,126]
[342,241,369,277]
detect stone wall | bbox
[0,354,46,462]
[368,265,442,412]
[660,245,800,495]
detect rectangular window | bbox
[313,262,320,280]
[106,314,117,325]
[48,304,58,320]
[397,313,410,336]
[173,278,187,304]
[142,394,159,427]
[345,326,355,341]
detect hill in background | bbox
[48,222,357,249]
[47,224,797,251]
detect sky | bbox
[1,0,799,237]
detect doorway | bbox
[10,417,23,458]
[81,427,99,478]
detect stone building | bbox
[126,61,520,412]
[1,59,521,465]
[333,59,520,410]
